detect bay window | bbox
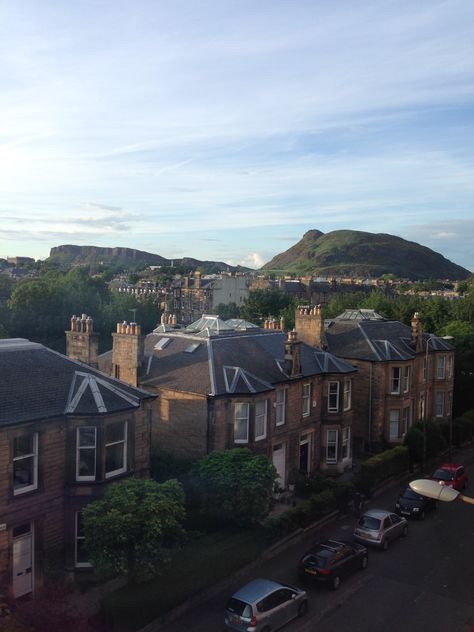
[13,433,38,495]
[105,421,127,478]
[328,381,339,412]
[234,402,249,443]
[255,400,267,440]
[326,429,338,463]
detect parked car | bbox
[353,509,408,550]
[297,538,368,590]
[431,463,468,491]
[224,578,308,632]
[395,486,437,520]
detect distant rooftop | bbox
[335,309,385,321]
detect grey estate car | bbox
[224,578,308,632]
[353,509,408,550]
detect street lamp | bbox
[409,479,474,506]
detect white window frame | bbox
[435,392,444,417]
[328,381,339,412]
[391,367,401,394]
[389,409,400,440]
[275,389,286,426]
[326,429,338,463]
[75,511,92,568]
[234,402,249,443]
[255,400,267,441]
[402,405,411,435]
[446,354,453,379]
[402,366,410,393]
[302,383,311,417]
[343,379,351,411]
[13,433,38,496]
[342,427,350,459]
[76,426,97,481]
[436,355,446,379]
[105,421,128,479]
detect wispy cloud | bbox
[0,1,472,270]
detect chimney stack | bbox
[284,329,301,376]
[411,312,423,352]
[65,313,99,368]
[294,304,326,348]
[112,320,145,386]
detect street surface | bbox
[149,453,474,632]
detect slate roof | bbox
[135,328,356,396]
[0,339,154,427]
[325,315,453,362]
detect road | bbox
[148,453,474,632]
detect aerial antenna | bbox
[129,308,137,323]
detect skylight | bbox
[154,337,171,350]
[184,343,200,353]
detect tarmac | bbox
[65,444,474,631]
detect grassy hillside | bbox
[262,229,470,280]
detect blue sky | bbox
[0,0,473,272]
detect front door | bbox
[299,438,310,474]
[13,523,34,598]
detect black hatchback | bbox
[297,539,368,590]
[395,486,437,520]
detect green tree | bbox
[240,288,292,324]
[191,448,277,526]
[83,478,186,583]
[214,302,240,320]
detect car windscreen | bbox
[302,552,329,568]
[358,515,381,530]
[402,489,423,500]
[433,469,454,481]
[226,598,252,618]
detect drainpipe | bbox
[368,363,373,450]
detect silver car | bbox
[224,578,308,632]
[353,509,408,550]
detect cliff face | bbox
[261,229,471,280]
[47,245,251,273]
[49,245,169,265]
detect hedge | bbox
[266,484,344,536]
[356,446,409,496]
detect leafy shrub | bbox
[190,449,277,527]
[356,446,409,495]
[266,489,338,536]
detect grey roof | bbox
[325,316,453,362]
[0,339,154,427]
[136,329,356,396]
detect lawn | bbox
[100,526,270,631]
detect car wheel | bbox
[419,510,425,521]
[382,538,389,551]
[332,575,341,590]
[361,555,368,569]
[401,525,408,538]
[298,600,308,617]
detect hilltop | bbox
[261,229,471,280]
[47,245,249,273]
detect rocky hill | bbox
[261,229,471,280]
[47,245,248,273]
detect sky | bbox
[0,1,473,272]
